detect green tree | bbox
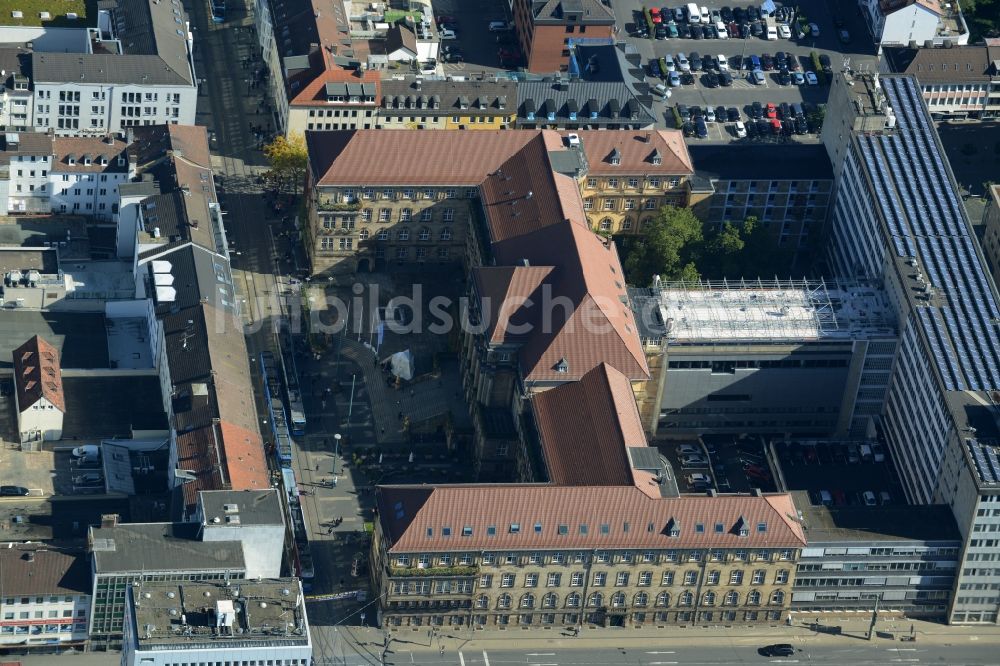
[620,205,704,285]
[703,222,745,278]
[264,134,308,195]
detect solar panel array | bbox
[857,76,1000,392]
[968,438,1000,486]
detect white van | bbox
[700,6,710,22]
[686,3,701,23]
[715,21,728,38]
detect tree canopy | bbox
[263,134,308,195]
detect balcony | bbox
[390,565,478,578]
[317,201,361,212]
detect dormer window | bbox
[609,148,621,166]
[651,148,662,166]
[118,156,126,166]
[555,358,569,373]
[84,157,91,166]
[666,518,679,537]
[67,156,75,165]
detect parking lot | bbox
[655,435,779,494]
[774,439,906,507]
[609,0,880,137]
[428,0,516,75]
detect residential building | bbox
[881,43,1000,119]
[12,335,65,443]
[687,144,834,250]
[511,0,615,72]
[792,492,960,618]
[573,130,693,235]
[0,47,33,130]
[0,546,91,649]
[377,79,516,130]
[629,279,897,438]
[287,68,381,135]
[195,490,285,580]
[122,579,311,666]
[981,184,1000,284]
[822,72,1000,624]
[384,24,419,63]
[1,131,53,213]
[31,0,197,134]
[858,0,967,47]
[516,44,656,129]
[372,484,804,628]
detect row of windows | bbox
[308,108,374,117]
[336,187,475,201]
[358,246,450,260]
[585,197,662,212]
[2,596,80,605]
[668,359,850,370]
[0,623,86,635]
[725,180,824,193]
[385,609,784,626]
[468,588,786,610]
[160,660,307,666]
[395,548,794,568]
[3,609,85,619]
[584,176,682,190]
[472,568,788,589]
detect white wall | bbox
[7,154,51,213]
[200,523,285,580]
[17,395,64,442]
[881,4,939,45]
[0,593,90,644]
[34,83,197,135]
[49,168,129,219]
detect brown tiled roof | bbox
[52,136,129,173]
[376,485,806,552]
[0,547,90,596]
[883,45,992,82]
[291,66,381,107]
[12,335,64,412]
[176,423,227,514]
[473,265,555,345]
[571,130,693,175]
[480,134,589,243]
[533,363,646,486]
[219,421,269,492]
[307,130,540,186]
[493,222,648,382]
[131,124,212,169]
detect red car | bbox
[765,103,777,119]
[436,14,456,25]
[770,118,782,134]
[649,7,662,22]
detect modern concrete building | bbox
[0,546,91,650]
[30,0,198,134]
[981,184,1000,284]
[858,0,967,47]
[377,78,516,130]
[687,144,834,250]
[822,72,1000,624]
[881,43,1000,119]
[195,490,285,580]
[630,279,897,438]
[372,485,804,629]
[121,579,311,666]
[516,44,657,129]
[511,0,615,72]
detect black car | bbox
[680,72,695,85]
[745,119,758,137]
[690,52,702,70]
[756,118,771,135]
[690,105,704,118]
[721,6,733,21]
[819,53,833,72]
[0,486,28,496]
[750,20,763,36]
[762,644,795,657]
[695,116,708,138]
[682,121,695,137]
[775,51,788,68]
[701,24,714,38]
[787,54,800,71]
[691,24,703,39]
[678,22,691,38]
[677,103,691,120]
[795,117,809,134]
[719,70,733,86]
[703,73,719,88]
[734,6,746,21]
[750,101,763,119]
[727,106,740,121]
[715,105,728,122]
[780,102,792,119]
[777,69,791,86]
[761,53,774,70]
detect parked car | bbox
[688,472,712,485]
[734,120,747,138]
[676,103,691,120]
[690,52,702,70]
[792,71,805,85]
[716,53,729,70]
[703,72,720,87]
[778,23,791,38]
[751,69,766,84]
[879,491,892,505]
[863,490,877,506]
[705,106,716,122]
[488,20,512,31]
[439,28,457,39]
[679,444,702,455]
[819,53,832,72]
[762,645,795,657]
[435,13,456,25]
[676,52,690,71]
[777,69,791,85]
[808,22,820,36]
[839,29,851,43]
[726,106,740,121]
[761,53,774,70]
[719,70,733,85]
[766,25,778,40]
[669,71,681,86]
[682,453,709,465]
[652,82,670,98]
[805,71,818,85]
[0,486,28,496]
[750,101,763,118]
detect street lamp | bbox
[333,433,342,477]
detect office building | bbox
[511,0,615,72]
[286,67,381,135]
[122,579,311,666]
[630,279,897,437]
[30,0,197,134]
[377,79,516,130]
[981,184,1000,284]
[822,72,1000,624]
[881,43,1000,120]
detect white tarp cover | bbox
[389,349,414,381]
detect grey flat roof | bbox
[0,248,57,274]
[0,496,136,542]
[62,375,168,438]
[32,53,191,86]
[198,489,284,527]
[91,522,246,574]
[793,491,962,543]
[0,311,109,369]
[689,144,834,181]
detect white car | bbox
[439,28,457,39]
[716,54,729,70]
[734,120,747,138]
[700,5,710,22]
[778,23,791,38]
[705,107,716,122]
[805,71,818,85]
[687,473,712,486]
[766,25,778,40]
[488,20,512,31]
[715,21,728,38]
[809,22,820,36]
[682,455,709,467]
[566,133,581,147]
[678,444,702,455]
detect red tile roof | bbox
[176,424,227,514]
[376,485,806,553]
[473,265,555,345]
[568,130,693,175]
[307,130,542,186]
[493,222,648,382]
[218,421,269,492]
[290,66,381,107]
[533,363,647,486]
[12,335,64,412]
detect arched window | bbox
[724,591,739,606]
[520,593,535,609]
[358,228,369,240]
[611,592,626,608]
[475,594,489,609]
[599,218,612,231]
[633,592,649,607]
[566,592,581,608]
[497,593,511,609]
[542,593,557,609]
[703,591,716,606]
[770,590,785,605]
[747,590,761,606]
[587,592,603,608]
[679,591,693,607]
[655,592,670,607]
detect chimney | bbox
[101,513,119,528]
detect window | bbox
[378,208,390,222]
[419,227,431,241]
[361,209,372,222]
[398,229,410,241]
[611,592,626,608]
[587,177,597,188]
[525,573,538,587]
[775,570,789,584]
[595,551,609,563]
[702,591,716,606]
[400,208,412,222]
[607,178,619,188]
[624,199,635,210]
[599,218,612,231]
[603,199,616,210]
[706,570,720,585]
[476,594,489,609]
[479,574,493,588]
[593,572,606,586]
[442,208,455,222]
[730,570,743,585]
[547,573,561,587]
[615,572,629,586]
[683,571,697,585]
[440,228,452,241]
[501,573,515,588]
[584,198,593,210]
[587,592,603,608]
[628,177,639,188]
[752,570,765,585]
[638,571,652,586]
[679,591,693,607]
[661,571,674,586]
[377,229,389,240]
[724,591,740,606]
[543,593,557,609]
[497,594,512,609]
[520,593,535,608]
[566,592,581,608]
[570,572,584,587]
[656,591,670,607]
[747,590,761,606]
[420,208,433,222]
[770,590,785,605]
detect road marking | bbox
[887,648,918,652]
[890,660,920,663]
[646,651,676,654]
[649,662,678,665]
[483,650,490,666]
[526,654,555,656]
[459,651,465,666]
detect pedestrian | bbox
[439,646,444,655]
